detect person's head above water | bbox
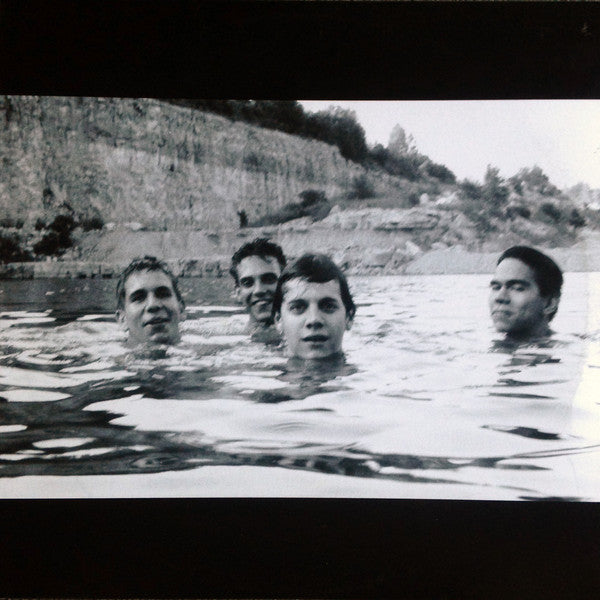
[272,253,356,359]
[230,237,286,329]
[116,256,185,346]
[489,245,563,341]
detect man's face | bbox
[118,269,184,345]
[489,258,556,339]
[235,255,281,327]
[276,278,352,359]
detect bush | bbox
[408,192,420,207]
[299,189,327,207]
[569,208,586,228]
[511,166,560,196]
[347,174,375,199]
[460,179,483,201]
[0,234,31,263]
[540,202,562,224]
[34,218,46,231]
[426,162,456,184]
[505,205,531,220]
[49,214,76,233]
[0,217,24,229]
[33,230,73,257]
[80,216,104,231]
[253,195,331,227]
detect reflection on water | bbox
[1,273,600,500]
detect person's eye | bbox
[130,291,146,303]
[287,302,306,314]
[511,284,526,292]
[320,300,339,312]
[156,287,173,298]
[490,283,500,291]
[261,274,278,285]
[240,278,254,288]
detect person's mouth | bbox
[303,334,329,342]
[251,298,272,310]
[144,317,170,327]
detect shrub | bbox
[299,189,327,207]
[426,162,456,184]
[80,216,104,231]
[460,179,483,201]
[505,205,531,220]
[569,208,586,228]
[540,202,562,224]
[512,166,560,196]
[347,174,375,200]
[33,230,73,257]
[0,234,31,263]
[408,192,420,207]
[34,218,46,231]
[49,214,76,233]
[0,217,24,229]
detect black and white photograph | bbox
[2,2,600,597]
[1,96,600,501]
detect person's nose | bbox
[305,304,324,328]
[145,292,162,312]
[253,278,268,296]
[494,285,510,304]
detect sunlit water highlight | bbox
[1,273,599,500]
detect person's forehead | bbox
[238,255,281,276]
[283,278,342,300]
[493,258,536,282]
[124,269,174,294]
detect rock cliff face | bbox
[0,96,405,230]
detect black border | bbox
[1,1,600,598]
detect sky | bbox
[300,101,600,190]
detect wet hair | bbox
[229,238,286,285]
[272,253,356,319]
[116,256,184,311]
[497,246,563,320]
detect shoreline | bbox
[2,238,600,280]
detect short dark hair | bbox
[272,253,356,319]
[229,238,286,285]
[116,256,184,311]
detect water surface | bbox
[1,273,599,500]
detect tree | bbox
[305,106,368,162]
[482,165,509,216]
[387,125,418,157]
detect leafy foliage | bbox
[0,218,24,229]
[568,208,586,228]
[167,100,369,162]
[80,216,104,231]
[33,213,77,257]
[0,234,31,263]
[509,166,561,197]
[539,202,563,224]
[505,205,531,220]
[299,189,327,207]
[253,190,331,226]
[347,174,376,200]
[425,161,456,184]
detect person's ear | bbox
[275,312,283,334]
[345,313,354,331]
[234,286,242,303]
[543,295,559,320]
[116,310,127,330]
